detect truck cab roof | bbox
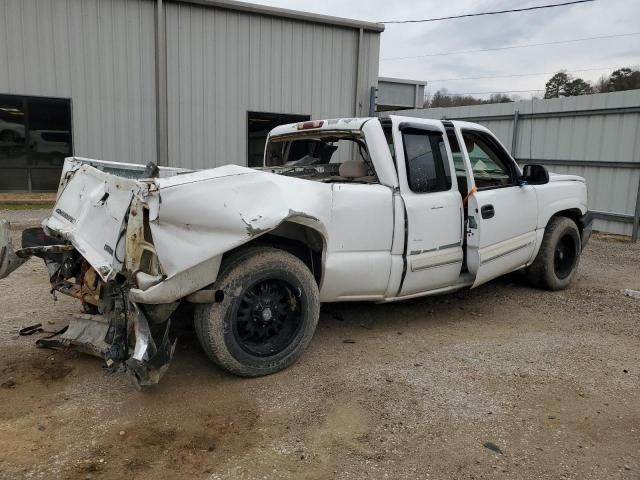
[268,116,494,139]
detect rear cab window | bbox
[263,129,378,184]
[400,127,452,193]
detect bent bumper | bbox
[578,211,593,250]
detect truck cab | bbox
[263,116,592,302]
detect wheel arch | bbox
[526,214,582,290]
[221,219,326,286]
[548,208,586,240]
[528,208,584,268]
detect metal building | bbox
[376,77,426,112]
[0,0,383,191]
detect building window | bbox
[247,111,310,167]
[0,94,72,192]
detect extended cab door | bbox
[392,119,464,296]
[452,124,538,287]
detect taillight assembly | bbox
[297,120,325,130]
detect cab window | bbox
[401,128,451,193]
[461,130,516,189]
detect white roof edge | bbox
[384,114,441,122]
[171,0,385,32]
[269,117,372,136]
[378,77,428,86]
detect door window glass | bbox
[462,131,515,189]
[402,128,451,193]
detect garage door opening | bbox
[247,112,310,167]
[0,94,72,192]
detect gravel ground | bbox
[0,208,638,480]
[1,208,52,231]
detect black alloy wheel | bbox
[553,234,578,280]
[234,278,303,357]
[194,247,320,377]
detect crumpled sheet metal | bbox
[42,162,140,282]
[125,301,176,388]
[34,305,175,388]
[46,314,112,358]
[147,165,333,280]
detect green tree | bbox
[544,71,570,98]
[607,67,640,92]
[545,71,593,98]
[562,78,593,96]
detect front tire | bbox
[194,247,320,377]
[527,216,581,290]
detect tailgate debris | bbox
[483,442,503,454]
[623,289,640,299]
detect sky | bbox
[244,0,640,100]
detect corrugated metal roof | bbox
[171,0,385,32]
[378,77,427,86]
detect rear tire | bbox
[194,247,320,377]
[527,216,581,290]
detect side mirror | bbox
[521,164,549,185]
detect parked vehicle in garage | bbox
[0,116,592,386]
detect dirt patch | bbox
[125,457,151,473]
[0,349,77,426]
[59,402,260,480]
[0,229,639,479]
[1,351,74,386]
[139,427,179,448]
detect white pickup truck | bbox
[0,116,592,386]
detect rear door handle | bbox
[481,204,495,219]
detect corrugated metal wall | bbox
[387,90,640,237]
[1,0,381,184]
[0,0,158,165]
[165,1,380,169]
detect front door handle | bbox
[481,204,495,219]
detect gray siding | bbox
[386,90,640,237]
[360,31,380,115]
[0,0,381,181]
[165,1,379,168]
[0,0,157,165]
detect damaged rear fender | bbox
[129,215,327,304]
[126,169,331,304]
